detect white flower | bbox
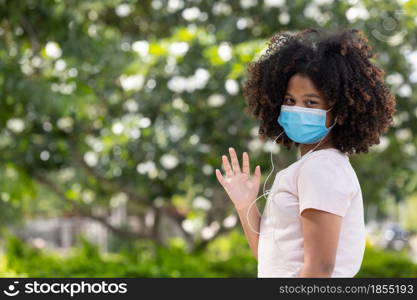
[6,118,25,133]
[119,74,145,91]
[225,79,239,95]
[115,3,131,17]
[84,151,98,167]
[45,41,62,59]
[160,154,179,169]
[132,40,149,57]
[207,94,226,107]
[218,42,232,62]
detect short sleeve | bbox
[297,155,354,218]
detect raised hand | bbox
[215,147,262,210]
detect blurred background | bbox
[0,0,417,277]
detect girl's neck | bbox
[299,137,335,157]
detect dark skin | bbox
[283,73,336,157]
[283,73,341,277]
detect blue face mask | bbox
[277,105,337,144]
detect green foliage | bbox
[356,242,417,277]
[0,0,416,229]
[1,0,417,278]
[2,231,417,278]
[401,193,417,233]
[2,231,252,277]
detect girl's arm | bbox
[298,208,343,277]
[235,203,261,260]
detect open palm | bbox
[215,147,261,210]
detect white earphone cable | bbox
[246,114,338,238]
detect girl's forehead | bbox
[286,74,325,99]
[287,74,319,93]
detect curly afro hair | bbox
[242,28,396,155]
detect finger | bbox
[242,151,250,176]
[229,147,241,173]
[215,169,227,187]
[254,165,261,179]
[222,154,234,178]
[255,165,261,176]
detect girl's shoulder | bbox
[278,148,352,179]
[300,147,351,169]
[299,148,350,167]
[296,148,358,189]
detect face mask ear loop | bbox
[326,106,337,128]
[246,131,284,235]
[304,114,338,157]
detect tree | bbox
[0,0,416,251]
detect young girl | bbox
[215,28,396,277]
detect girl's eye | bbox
[306,100,318,105]
[284,98,294,104]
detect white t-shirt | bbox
[257,148,366,277]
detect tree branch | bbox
[70,139,189,222]
[33,173,157,242]
[192,224,234,253]
[20,16,40,54]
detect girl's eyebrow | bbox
[285,92,321,99]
